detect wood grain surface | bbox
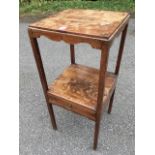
[47,64,117,120]
[28,9,129,148]
[30,9,129,40]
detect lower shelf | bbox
[47,64,117,120]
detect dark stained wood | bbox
[28,9,130,150]
[70,44,75,64]
[107,24,128,115]
[108,90,115,114]
[93,45,110,150]
[47,64,117,120]
[28,27,104,49]
[30,9,129,40]
[115,24,128,75]
[28,29,57,130]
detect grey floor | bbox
[19,19,135,155]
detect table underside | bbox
[47,64,117,120]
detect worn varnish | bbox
[28,9,129,150]
[30,9,129,40]
[47,64,117,120]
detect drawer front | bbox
[48,95,95,121]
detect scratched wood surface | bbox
[47,64,116,120]
[30,9,129,39]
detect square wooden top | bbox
[29,9,130,41]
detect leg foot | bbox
[48,104,57,130]
[93,121,100,150]
[108,90,115,114]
